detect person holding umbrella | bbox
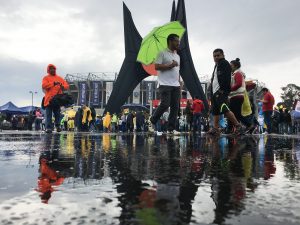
[149,34,181,135]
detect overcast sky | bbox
[0,0,299,106]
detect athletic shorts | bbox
[211,91,230,116]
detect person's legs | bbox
[151,86,171,125]
[225,111,239,126]
[193,113,200,132]
[168,87,180,131]
[229,98,245,130]
[263,111,272,133]
[45,107,53,130]
[53,107,61,129]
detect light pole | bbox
[29,91,38,107]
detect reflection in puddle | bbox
[0,133,299,224]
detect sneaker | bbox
[156,131,163,136]
[46,129,52,134]
[56,127,62,132]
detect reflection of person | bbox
[264,137,276,180]
[42,64,69,133]
[36,158,64,204]
[150,34,181,135]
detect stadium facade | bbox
[65,72,209,109]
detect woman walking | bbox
[228,58,252,133]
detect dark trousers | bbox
[45,106,61,130]
[229,97,252,128]
[264,110,273,133]
[193,113,202,132]
[151,85,180,131]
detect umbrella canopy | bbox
[0,102,24,114]
[137,21,185,65]
[121,104,149,113]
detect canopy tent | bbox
[0,102,39,115]
[19,106,38,113]
[0,102,25,114]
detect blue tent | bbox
[19,106,38,113]
[0,102,24,114]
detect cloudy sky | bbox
[0,0,299,106]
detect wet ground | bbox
[0,131,299,225]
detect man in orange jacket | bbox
[42,64,69,133]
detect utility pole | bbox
[29,91,38,107]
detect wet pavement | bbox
[0,132,299,225]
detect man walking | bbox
[208,49,243,135]
[150,34,181,135]
[42,64,69,133]
[259,88,275,134]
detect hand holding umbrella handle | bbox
[169,60,179,69]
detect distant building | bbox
[65,72,209,109]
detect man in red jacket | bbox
[191,96,204,133]
[42,64,69,133]
[258,88,275,133]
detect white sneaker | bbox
[156,131,163,136]
[168,130,181,135]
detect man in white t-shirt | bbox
[150,34,181,135]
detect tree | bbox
[280,84,300,109]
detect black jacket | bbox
[211,58,232,95]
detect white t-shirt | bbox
[212,65,220,94]
[155,49,180,87]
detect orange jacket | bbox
[42,64,69,107]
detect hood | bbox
[47,64,57,74]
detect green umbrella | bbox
[137,21,185,65]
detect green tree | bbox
[280,84,300,109]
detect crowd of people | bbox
[1,35,300,136]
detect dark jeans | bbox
[151,85,180,131]
[193,113,202,132]
[263,110,273,133]
[45,106,61,130]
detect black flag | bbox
[104,3,149,114]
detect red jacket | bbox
[42,64,69,107]
[262,91,275,112]
[192,99,204,114]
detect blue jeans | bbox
[46,106,61,130]
[193,113,202,132]
[263,110,273,133]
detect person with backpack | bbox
[42,64,69,133]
